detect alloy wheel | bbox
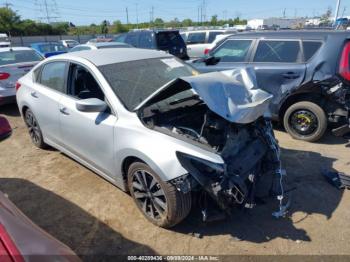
[25,110,41,145]
[131,169,167,221]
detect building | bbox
[247,18,305,30]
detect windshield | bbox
[99,57,198,110]
[0,50,43,66]
[39,43,67,53]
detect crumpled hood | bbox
[181,68,273,123]
[137,68,273,124]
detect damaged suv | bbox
[16,49,286,228]
[192,31,350,141]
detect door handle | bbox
[282,72,300,79]
[30,91,38,98]
[59,107,69,115]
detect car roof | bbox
[31,42,62,46]
[0,47,33,52]
[57,48,172,66]
[87,42,129,47]
[228,30,350,40]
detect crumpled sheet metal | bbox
[180,68,273,124]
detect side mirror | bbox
[204,56,220,66]
[76,98,108,113]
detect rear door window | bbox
[0,50,43,66]
[302,41,322,61]
[208,32,223,43]
[254,40,301,63]
[39,62,67,92]
[125,33,139,47]
[187,32,206,44]
[139,32,154,49]
[212,39,253,62]
[156,32,184,49]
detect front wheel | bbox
[283,101,327,142]
[128,162,191,228]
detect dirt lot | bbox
[0,103,350,258]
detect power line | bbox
[35,0,60,23]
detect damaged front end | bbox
[137,69,288,218]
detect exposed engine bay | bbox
[138,69,289,218]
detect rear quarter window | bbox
[187,32,206,44]
[254,40,301,63]
[302,41,322,61]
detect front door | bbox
[59,63,117,177]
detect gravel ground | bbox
[0,103,349,258]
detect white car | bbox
[0,33,11,48]
[0,47,43,105]
[59,40,80,49]
[181,30,236,58]
[69,42,131,52]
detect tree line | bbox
[0,7,247,36]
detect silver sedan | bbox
[16,48,286,228]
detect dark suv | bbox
[114,29,189,60]
[192,31,350,142]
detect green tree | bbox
[154,18,164,27]
[0,7,21,35]
[111,20,128,33]
[210,15,218,26]
[182,18,193,27]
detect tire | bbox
[127,162,191,228]
[283,101,327,142]
[24,108,47,149]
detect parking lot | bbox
[0,102,349,257]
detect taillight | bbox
[339,41,350,81]
[15,82,21,91]
[204,48,211,55]
[0,72,10,80]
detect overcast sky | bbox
[8,0,350,25]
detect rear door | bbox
[249,39,306,116]
[30,61,67,145]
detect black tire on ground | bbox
[283,101,328,142]
[127,162,191,228]
[24,108,48,149]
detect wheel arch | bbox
[279,92,326,121]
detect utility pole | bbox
[126,7,129,24]
[342,6,346,17]
[135,3,139,29]
[3,1,12,9]
[44,0,50,24]
[335,0,341,21]
[283,8,286,18]
[150,6,154,25]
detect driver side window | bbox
[67,63,105,101]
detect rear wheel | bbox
[24,109,47,149]
[283,101,327,142]
[127,162,191,228]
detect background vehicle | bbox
[0,191,80,261]
[86,38,113,44]
[180,29,236,58]
[16,49,284,228]
[0,33,10,48]
[30,42,68,58]
[192,31,350,142]
[114,30,189,60]
[69,42,131,52]
[202,33,235,56]
[0,47,43,105]
[59,39,80,49]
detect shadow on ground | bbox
[0,178,156,261]
[173,147,344,243]
[0,103,20,117]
